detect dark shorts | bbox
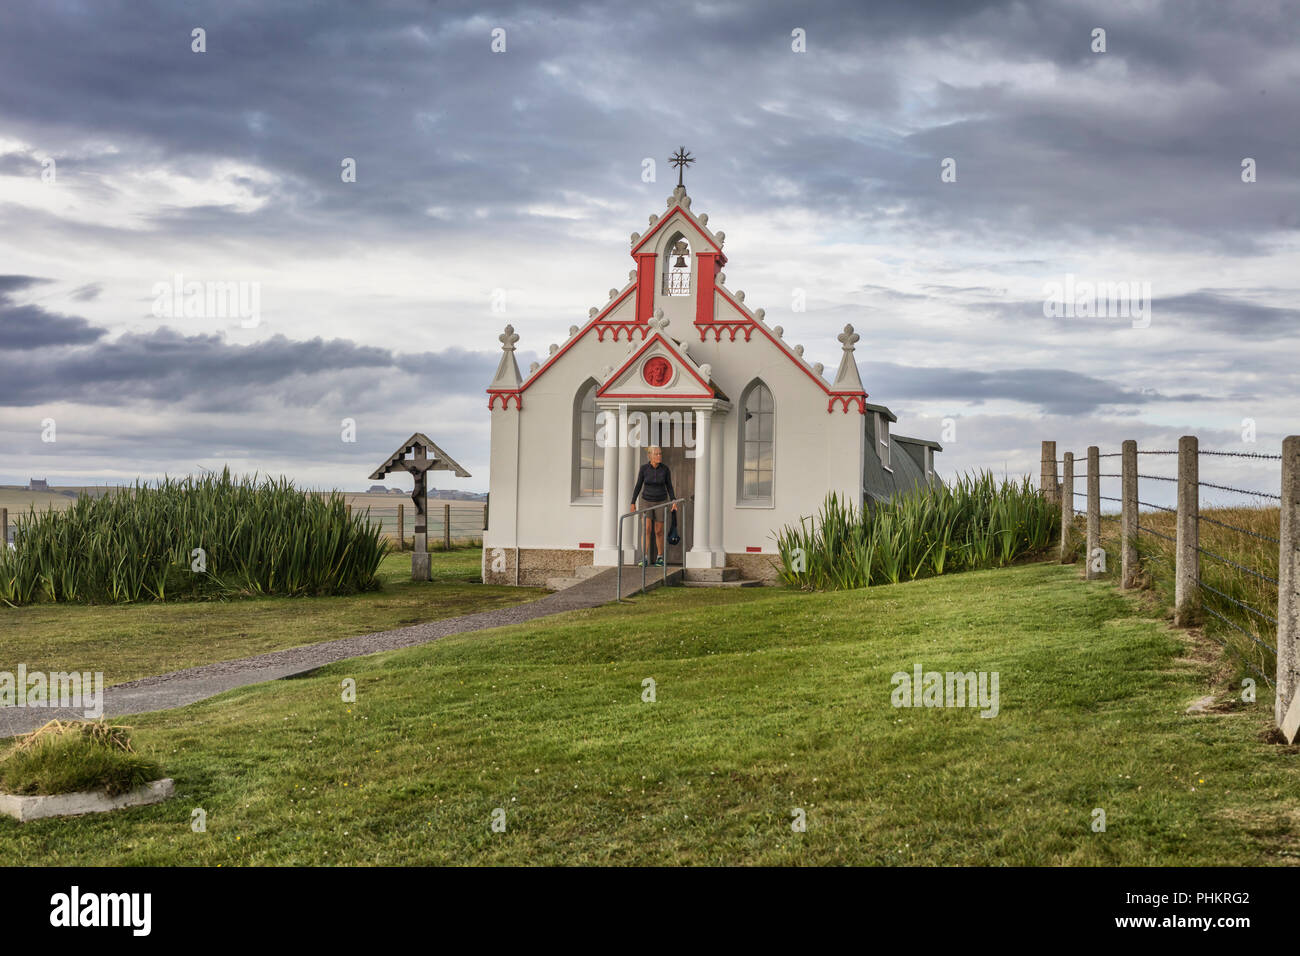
[638,498,668,522]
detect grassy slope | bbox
[2,561,1295,865]
[0,550,542,685]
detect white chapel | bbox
[482,161,940,586]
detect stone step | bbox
[573,564,607,580]
[682,567,742,583]
[681,578,764,588]
[545,576,584,591]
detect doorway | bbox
[637,417,694,565]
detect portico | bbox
[593,395,729,570]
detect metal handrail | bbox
[616,496,689,601]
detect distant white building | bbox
[483,181,939,586]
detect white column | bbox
[595,405,620,566]
[687,407,714,568]
[709,412,724,561]
[617,404,637,563]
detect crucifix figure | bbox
[669,146,695,188]
[369,433,471,580]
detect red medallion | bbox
[642,356,673,387]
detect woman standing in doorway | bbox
[631,445,677,566]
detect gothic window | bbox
[573,381,604,499]
[739,380,774,504]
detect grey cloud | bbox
[861,361,1216,415]
[0,322,497,410]
[0,276,107,349]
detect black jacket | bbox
[632,462,675,502]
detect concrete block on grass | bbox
[0,778,173,822]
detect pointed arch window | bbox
[738,380,774,504]
[573,381,604,500]
[663,233,692,296]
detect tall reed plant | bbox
[0,470,387,605]
[777,472,1058,590]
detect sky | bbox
[0,0,1296,504]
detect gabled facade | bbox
[483,184,940,586]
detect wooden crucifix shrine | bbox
[369,433,471,580]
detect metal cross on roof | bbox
[669,146,695,188]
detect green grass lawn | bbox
[0,549,542,685]
[1,560,1295,865]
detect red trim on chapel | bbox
[630,205,723,256]
[596,332,715,400]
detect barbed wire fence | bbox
[1039,436,1300,743]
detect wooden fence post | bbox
[346,503,352,520]
[1086,446,1101,580]
[1040,441,1059,505]
[1276,436,1300,738]
[444,503,451,551]
[1,507,7,549]
[1174,435,1200,627]
[1121,440,1138,588]
[398,503,405,551]
[1060,452,1074,562]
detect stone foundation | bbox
[725,551,782,583]
[483,546,780,586]
[482,547,594,587]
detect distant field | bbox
[0,488,87,515]
[0,487,486,543]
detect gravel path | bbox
[0,566,681,738]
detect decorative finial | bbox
[589,307,599,318]
[649,309,670,332]
[528,361,539,374]
[608,288,618,299]
[699,213,708,226]
[838,324,860,350]
[669,146,695,188]
[773,325,784,338]
[813,362,825,377]
[549,343,559,355]
[700,363,712,379]
[794,344,804,357]
[569,325,579,336]
[499,325,519,351]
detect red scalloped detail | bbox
[488,391,522,410]
[594,322,651,343]
[696,321,754,343]
[827,395,865,414]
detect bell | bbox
[674,255,687,268]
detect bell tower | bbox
[629,147,726,329]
